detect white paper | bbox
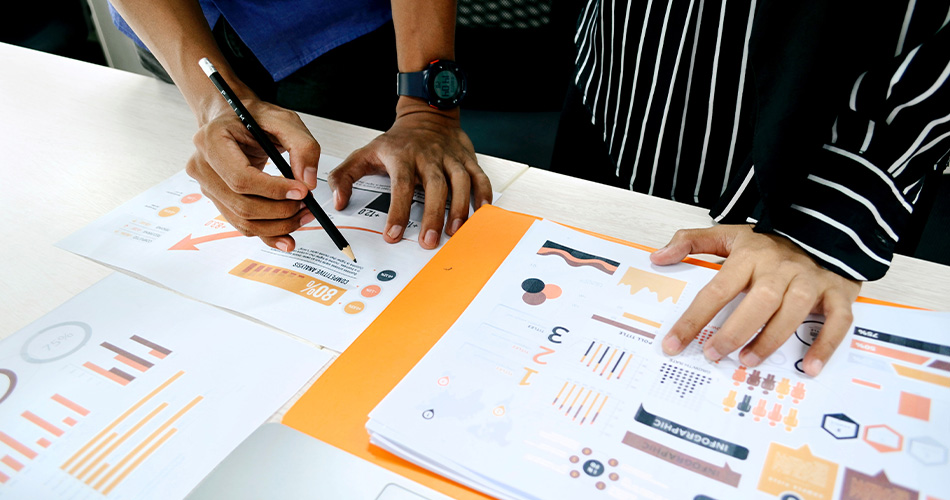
[57,155,470,352]
[368,219,950,500]
[0,273,331,499]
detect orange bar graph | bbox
[115,355,150,373]
[893,364,950,388]
[85,462,110,486]
[36,438,51,449]
[62,371,184,471]
[0,470,8,484]
[83,362,131,386]
[851,378,882,389]
[77,404,168,480]
[22,411,64,437]
[230,258,347,306]
[616,355,633,380]
[64,417,78,427]
[1,455,24,471]
[0,431,37,460]
[52,394,90,416]
[103,428,178,495]
[97,395,203,493]
[600,350,618,376]
[69,433,116,475]
[851,340,929,364]
[622,312,662,328]
[131,335,172,358]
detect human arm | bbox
[109,0,321,252]
[656,21,950,376]
[327,0,493,249]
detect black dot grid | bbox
[658,363,712,398]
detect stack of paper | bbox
[367,220,950,500]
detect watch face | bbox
[432,70,459,99]
[425,60,467,109]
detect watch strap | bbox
[396,70,427,99]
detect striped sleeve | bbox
[766,24,950,281]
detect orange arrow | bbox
[169,226,389,250]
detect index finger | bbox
[661,259,753,356]
[256,108,321,190]
[204,132,310,201]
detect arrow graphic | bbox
[169,226,388,250]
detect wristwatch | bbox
[396,59,467,110]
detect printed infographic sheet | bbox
[58,155,450,352]
[368,219,950,500]
[0,273,331,499]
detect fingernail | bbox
[662,336,681,355]
[449,218,463,235]
[276,241,290,252]
[477,199,490,209]
[806,359,824,376]
[333,190,341,207]
[704,345,722,362]
[287,189,304,200]
[387,225,403,240]
[300,213,315,225]
[304,167,317,188]
[424,229,439,248]
[740,351,761,367]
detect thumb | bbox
[326,148,381,210]
[650,226,733,265]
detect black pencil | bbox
[198,58,355,262]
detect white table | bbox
[3,40,950,500]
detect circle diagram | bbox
[21,321,92,363]
[521,278,563,306]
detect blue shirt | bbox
[109,0,392,81]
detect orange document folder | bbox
[281,204,912,499]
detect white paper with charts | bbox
[367,219,950,500]
[57,154,467,352]
[0,273,331,499]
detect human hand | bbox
[651,225,861,376]
[327,99,493,249]
[186,96,321,252]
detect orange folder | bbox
[281,204,914,500]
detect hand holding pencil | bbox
[193,58,355,261]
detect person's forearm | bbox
[391,0,459,117]
[391,0,456,71]
[110,0,255,123]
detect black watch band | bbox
[396,71,427,100]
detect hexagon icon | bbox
[822,413,859,440]
[863,424,903,453]
[908,437,948,465]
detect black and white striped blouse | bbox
[573,0,950,280]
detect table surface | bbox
[3,40,949,345]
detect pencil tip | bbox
[342,246,356,262]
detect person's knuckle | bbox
[391,171,415,190]
[229,198,256,220]
[233,220,254,237]
[703,280,731,302]
[786,284,816,306]
[750,284,783,308]
[228,175,255,194]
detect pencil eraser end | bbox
[198,58,216,77]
